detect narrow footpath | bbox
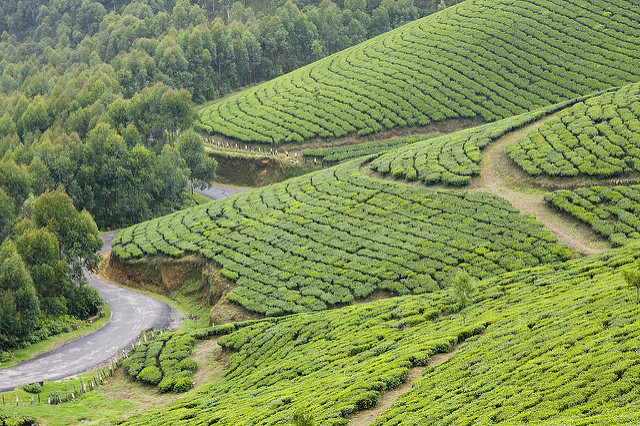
[347,343,461,426]
[470,115,610,256]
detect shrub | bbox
[173,377,194,392]
[23,383,42,393]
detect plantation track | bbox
[471,116,610,256]
[347,341,461,426]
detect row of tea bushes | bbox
[544,185,640,247]
[112,159,571,316]
[198,0,640,144]
[508,82,640,178]
[121,243,640,425]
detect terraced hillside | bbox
[119,242,640,425]
[302,134,435,165]
[111,159,571,316]
[545,185,640,248]
[509,82,640,178]
[197,0,640,145]
[369,100,571,186]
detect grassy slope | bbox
[118,242,640,425]
[198,0,640,145]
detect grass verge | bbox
[0,305,111,371]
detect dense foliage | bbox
[0,188,103,353]
[112,159,570,316]
[0,78,217,229]
[121,242,640,425]
[0,0,423,105]
[544,185,640,248]
[373,244,640,425]
[508,82,640,178]
[124,331,197,392]
[302,134,433,164]
[198,0,640,144]
[0,410,36,426]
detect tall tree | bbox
[177,129,217,194]
[452,269,475,323]
[623,258,640,304]
[32,188,102,282]
[0,240,40,351]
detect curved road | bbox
[0,184,245,392]
[194,184,247,200]
[0,240,183,392]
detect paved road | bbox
[194,184,247,200]
[0,241,183,392]
[0,185,244,392]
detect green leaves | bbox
[199,0,640,145]
[113,159,569,316]
[545,185,640,248]
[123,331,198,393]
[177,129,218,192]
[622,258,640,303]
[120,243,640,425]
[510,82,640,178]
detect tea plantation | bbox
[302,134,434,164]
[545,185,640,248]
[111,160,571,316]
[123,331,198,393]
[369,91,617,186]
[197,0,640,145]
[508,82,640,177]
[119,242,640,425]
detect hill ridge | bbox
[198,0,640,145]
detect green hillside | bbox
[369,99,569,186]
[508,82,640,178]
[302,134,435,164]
[111,158,570,316]
[197,0,640,145]
[118,242,640,425]
[545,185,640,247]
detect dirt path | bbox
[470,115,610,256]
[346,343,461,426]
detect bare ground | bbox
[470,115,610,256]
[346,342,461,426]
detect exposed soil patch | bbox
[190,338,226,388]
[106,255,205,295]
[471,114,610,256]
[359,290,393,304]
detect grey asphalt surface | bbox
[194,184,247,200]
[0,184,244,392]
[0,237,183,392]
